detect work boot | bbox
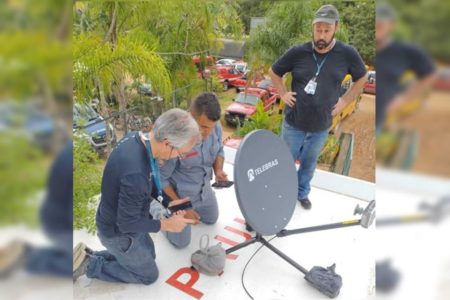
[0,239,30,278]
[73,242,92,282]
[299,197,312,210]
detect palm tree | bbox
[73,1,172,146]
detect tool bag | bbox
[191,234,226,276]
[305,263,343,298]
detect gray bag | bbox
[191,234,226,276]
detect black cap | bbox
[376,1,397,22]
[313,4,339,25]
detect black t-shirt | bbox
[96,132,161,237]
[376,40,435,128]
[272,41,367,132]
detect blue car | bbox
[73,103,116,153]
[0,101,56,153]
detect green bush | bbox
[0,132,47,226]
[73,133,102,234]
[318,134,340,165]
[235,101,282,137]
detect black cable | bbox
[241,236,278,300]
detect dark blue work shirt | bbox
[96,132,161,237]
[40,140,73,234]
[272,41,367,132]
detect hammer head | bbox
[361,200,376,228]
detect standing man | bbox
[376,1,436,131]
[160,92,227,248]
[73,109,199,285]
[269,4,368,209]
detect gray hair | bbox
[153,108,200,148]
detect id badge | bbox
[304,77,317,95]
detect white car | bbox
[233,62,248,73]
[216,58,236,66]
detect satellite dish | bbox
[228,130,372,298]
[233,130,297,235]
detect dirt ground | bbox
[336,94,376,182]
[396,90,450,178]
[218,91,376,182]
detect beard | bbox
[313,32,336,50]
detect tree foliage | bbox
[338,0,375,66]
[0,0,71,102]
[0,132,47,226]
[389,0,450,62]
[73,133,102,234]
[73,0,244,109]
[246,0,374,70]
[236,0,272,35]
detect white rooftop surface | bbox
[74,146,376,300]
[375,168,450,300]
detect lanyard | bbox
[143,132,163,203]
[312,51,329,78]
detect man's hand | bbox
[215,169,228,182]
[386,95,406,114]
[168,197,190,208]
[281,92,297,107]
[167,197,199,224]
[184,209,201,225]
[160,211,196,232]
[331,98,347,116]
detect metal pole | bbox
[277,220,361,237]
[260,236,309,275]
[225,237,258,254]
[377,214,428,227]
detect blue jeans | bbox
[281,120,329,199]
[86,232,159,285]
[25,230,72,277]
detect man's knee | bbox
[166,229,191,249]
[198,206,218,225]
[140,267,159,285]
[169,237,191,249]
[201,213,218,225]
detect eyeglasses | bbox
[170,145,187,159]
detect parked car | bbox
[232,61,248,73]
[192,55,215,76]
[364,71,376,94]
[433,68,450,91]
[137,83,154,97]
[216,58,236,66]
[217,66,245,90]
[228,72,267,93]
[0,101,56,153]
[73,103,116,154]
[227,72,255,92]
[224,88,278,126]
[257,79,279,98]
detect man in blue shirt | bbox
[269,4,368,209]
[160,92,228,248]
[73,108,199,285]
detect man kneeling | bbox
[73,109,199,284]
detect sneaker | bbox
[73,242,91,282]
[299,197,312,210]
[0,239,30,278]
